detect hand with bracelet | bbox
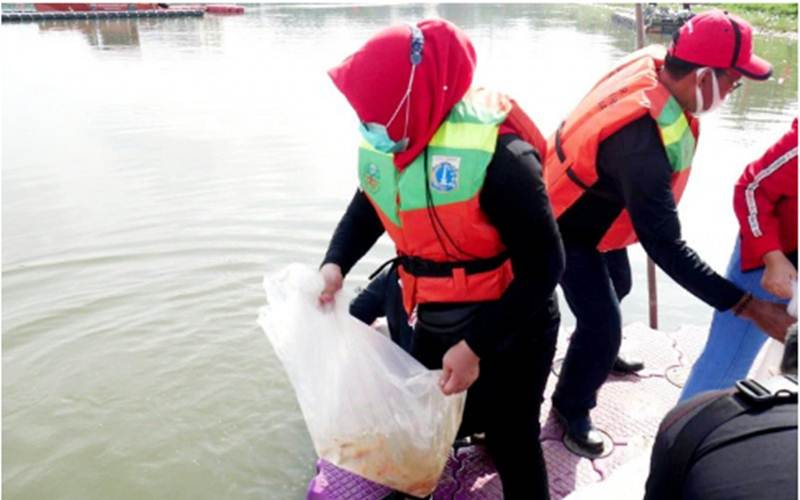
[733,292,795,342]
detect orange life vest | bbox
[359,88,547,313]
[544,45,700,252]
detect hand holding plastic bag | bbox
[259,264,466,497]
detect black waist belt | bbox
[368,252,510,281]
[399,252,509,278]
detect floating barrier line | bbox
[2,9,205,22]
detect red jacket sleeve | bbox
[733,118,798,271]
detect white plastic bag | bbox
[258,264,466,497]
[750,282,797,380]
[787,280,797,318]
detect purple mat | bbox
[305,323,707,499]
[307,445,502,500]
[307,459,392,500]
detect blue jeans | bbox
[679,238,788,402]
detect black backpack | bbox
[660,374,797,499]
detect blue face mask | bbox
[358,122,410,153]
[357,24,424,155]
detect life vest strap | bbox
[367,257,399,281]
[565,166,619,203]
[555,121,567,162]
[398,252,509,278]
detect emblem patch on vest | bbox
[364,163,381,194]
[430,155,460,193]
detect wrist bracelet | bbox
[733,293,754,316]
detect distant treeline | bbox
[697,3,797,33]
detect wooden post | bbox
[647,259,658,329]
[634,4,646,50]
[634,4,659,329]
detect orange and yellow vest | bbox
[358,88,546,314]
[544,45,700,252]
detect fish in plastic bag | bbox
[258,264,466,497]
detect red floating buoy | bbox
[205,4,244,14]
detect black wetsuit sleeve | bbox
[320,189,385,276]
[464,135,565,358]
[349,269,389,325]
[601,117,745,311]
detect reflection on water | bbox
[34,15,225,50]
[38,18,143,49]
[2,4,797,500]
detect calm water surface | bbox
[2,4,797,499]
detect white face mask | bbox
[693,67,726,115]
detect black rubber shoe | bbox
[611,355,645,374]
[552,407,605,457]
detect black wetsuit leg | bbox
[552,244,623,419]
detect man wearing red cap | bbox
[543,9,795,457]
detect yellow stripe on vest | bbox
[428,121,498,153]
[659,113,689,146]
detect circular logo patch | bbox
[431,160,459,192]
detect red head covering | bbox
[328,19,476,170]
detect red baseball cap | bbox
[667,9,772,80]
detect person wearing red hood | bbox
[543,9,795,458]
[318,19,564,499]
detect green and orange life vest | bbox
[358,88,546,314]
[544,45,700,252]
